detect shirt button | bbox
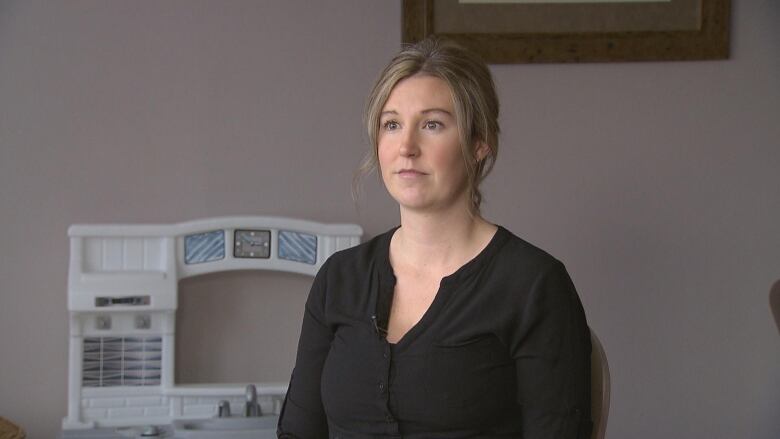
[378,381,385,391]
[383,351,388,359]
[386,413,394,422]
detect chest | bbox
[386,268,447,343]
[320,321,518,432]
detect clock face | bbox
[233,229,271,258]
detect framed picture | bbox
[402,0,730,63]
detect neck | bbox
[392,204,496,274]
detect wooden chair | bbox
[0,417,26,439]
[590,329,610,439]
[770,279,780,335]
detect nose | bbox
[399,129,419,158]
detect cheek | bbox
[438,149,470,188]
[376,151,392,186]
[433,142,466,174]
[377,140,393,170]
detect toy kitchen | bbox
[60,216,362,438]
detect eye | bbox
[423,120,442,130]
[382,120,400,131]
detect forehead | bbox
[382,74,454,112]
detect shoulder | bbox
[490,227,583,323]
[316,226,395,278]
[493,225,566,279]
[482,226,578,306]
[306,228,394,311]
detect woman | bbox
[278,36,592,438]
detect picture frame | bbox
[402,0,730,63]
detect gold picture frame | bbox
[402,0,730,63]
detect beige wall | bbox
[1,1,778,438]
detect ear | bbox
[474,141,490,162]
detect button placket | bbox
[378,339,396,426]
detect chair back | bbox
[0,416,26,439]
[771,280,780,335]
[590,329,610,439]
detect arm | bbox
[511,260,592,439]
[277,260,333,438]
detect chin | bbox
[394,198,429,210]
[389,195,429,211]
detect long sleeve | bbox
[510,260,592,439]
[277,260,333,438]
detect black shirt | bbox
[278,226,592,438]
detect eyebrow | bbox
[380,108,454,118]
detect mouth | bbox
[396,169,427,177]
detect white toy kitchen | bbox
[61,216,362,438]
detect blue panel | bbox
[185,230,225,264]
[278,230,317,265]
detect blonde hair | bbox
[355,36,500,214]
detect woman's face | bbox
[378,74,472,214]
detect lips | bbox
[396,169,427,177]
